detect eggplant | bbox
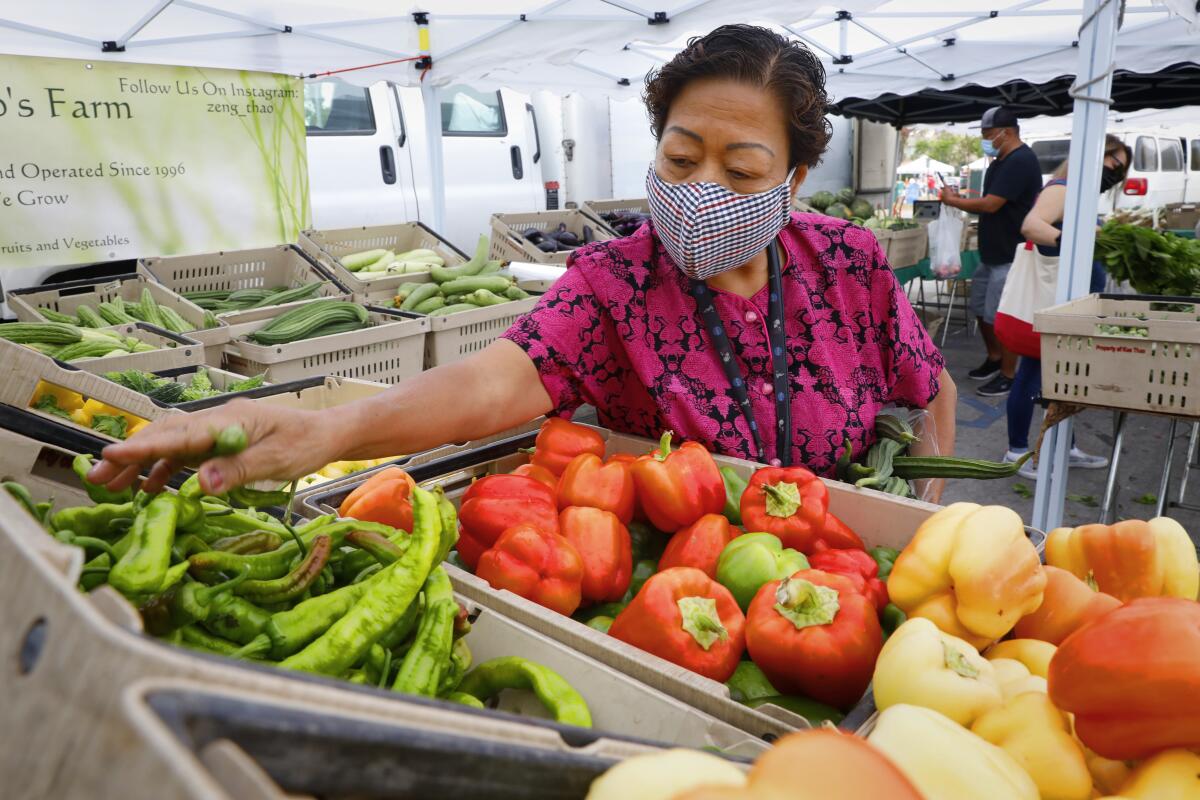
[522,228,545,245]
[536,239,559,253]
[557,231,580,247]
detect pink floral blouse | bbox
[502,213,944,476]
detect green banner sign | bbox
[0,54,310,268]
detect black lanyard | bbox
[690,242,791,466]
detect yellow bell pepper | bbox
[1046,519,1198,602]
[1115,749,1200,800]
[985,639,1056,678]
[585,748,745,800]
[1084,747,1132,797]
[31,380,84,412]
[888,503,1047,649]
[868,704,1039,800]
[971,692,1092,800]
[873,617,1002,726]
[988,658,1047,700]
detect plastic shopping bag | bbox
[928,210,963,279]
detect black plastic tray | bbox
[148,367,325,412]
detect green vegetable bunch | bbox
[1096,222,1200,297]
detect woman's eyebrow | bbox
[665,125,703,142]
[727,142,774,156]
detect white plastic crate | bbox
[490,210,614,265]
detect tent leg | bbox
[421,83,446,235]
[1099,411,1126,524]
[1155,418,1178,517]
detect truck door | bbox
[437,86,543,249]
[1185,138,1200,202]
[305,79,416,229]
[1156,137,1187,207]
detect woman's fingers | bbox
[141,458,179,495]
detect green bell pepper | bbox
[716,532,809,611]
[726,660,777,703]
[627,521,668,564]
[880,602,906,638]
[746,695,844,726]
[718,466,747,526]
[624,559,656,601]
[869,546,900,581]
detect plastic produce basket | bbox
[886,227,928,268]
[1035,293,1200,417]
[299,222,468,302]
[7,272,230,366]
[223,305,428,384]
[421,292,539,369]
[1161,202,1199,232]
[578,198,650,235]
[490,210,614,265]
[137,244,350,327]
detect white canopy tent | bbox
[897,155,956,174]
[1,0,1196,528]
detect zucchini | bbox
[339,248,388,271]
[412,296,446,314]
[891,451,1033,480]
[398,283,440,312]
[0,322,82,345]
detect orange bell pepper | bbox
[675,729,924,800]
[512,463,558,491]
[475,523,584,616]
[556,453,635,523]
[1045,518,1198,602]
[658,513,739,579]
[629,432,725,533]
[527,417,605,477]
[1048,597,1200,760]
[1012,565,1121,645]
[888,503,1046,650]
[560,506,632,604]
[337,467,416,532]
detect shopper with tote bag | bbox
[993,134,1131,479]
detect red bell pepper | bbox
[527,417,606,477]
[475,523,584,616]
[609,566,745,682]
[337,467,416,532]
[557,453,636,524]
[605,452,648,522]
[808,549,888,613]
[658,513,739,579]
[560,506,632,604]
[741,467,862,554]
[745,569,883,709]
[457,474,559,570]
[630,432,725,532]
[512,463,559,492]
[1049,597,1200,760]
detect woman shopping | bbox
[89,26,956,500]
[998,134,1131,479]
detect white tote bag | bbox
[994,241,1058,358]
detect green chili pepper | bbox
[50,502,134,538]
[108,493,180,596]
[172,533,210,561]
[746,695,844,726]
[179,474,204,500]
[211,425,247,457]
[139,569,250,636]
[345,529,407,566]
[718,466,747,526]
[445,690,485,709]
[210,531,284,554]
[234,534,332,604]
[438,638,473,696]
[345,669,370,685]
[71,454,132,505]
[279,488,441,676]
[880,603,906,639]
[573,601,627,625]
[433,486,459,565]
[585,615,613,633]
[66,535,118,561]
[227,485,291,509]
[392,567,456,696]
[177,624,243,656]
[194,507,291,540]
[200,593,272,644]
[457,657,592,728]
[189,520,388,581]
[4,481,49,525]
[869,546,901,582]
[379,592,424,651]
[835,438,853,482]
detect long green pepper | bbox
[392,567,455,696]
[456,657,592,727]
[234,533,332,603]
[108,493,180,596]
[279,488,441,676]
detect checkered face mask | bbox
[646,163,795,280]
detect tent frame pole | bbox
[1031,0,1121,533]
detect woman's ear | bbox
[789,165,809,198]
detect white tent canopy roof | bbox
[897,155,956,173]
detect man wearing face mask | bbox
[941,107,1042,398]
[87,26,957,504]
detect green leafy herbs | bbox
[1096,222,1200,297]
[91,414,129,439]
[104,368,267,404]
[33,393,73,420]
[1012,482,1034,498]
[1067,494,1099,508]
[1133,493,1158,506]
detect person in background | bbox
[926,173,936,198]
[892,175,906,216]
[1002,134,1131,478]
[941,107,1043,398]
[903,177,921,216]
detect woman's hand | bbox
[87,398,344,495]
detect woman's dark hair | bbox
[644,24,832,169]
[1051,133,1132,180]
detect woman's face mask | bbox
[646,164,795,281]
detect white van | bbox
[1028,127,1199,213]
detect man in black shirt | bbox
[942,107,1042,397]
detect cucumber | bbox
[413,296,446,314]
[437,275,514,296]
[399,282,441,312]
[428,303,479,317]
[339,249,388,271]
